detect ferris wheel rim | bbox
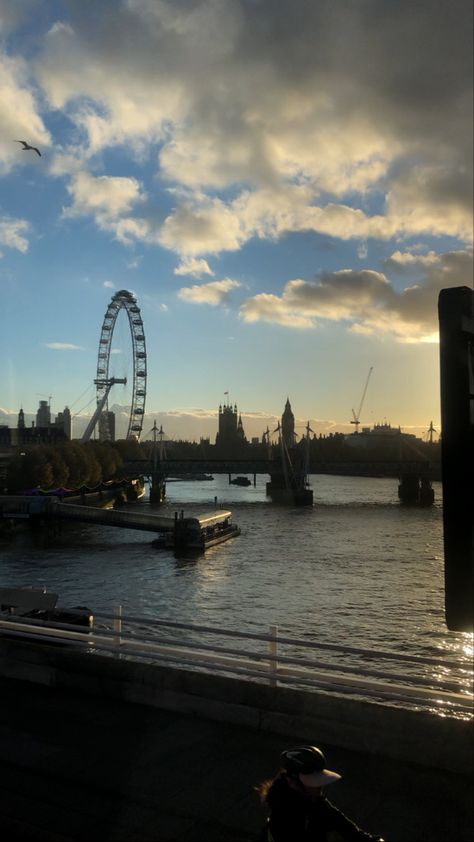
[96,289,147,440]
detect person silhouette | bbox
[257,745,385,841]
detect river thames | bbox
[1,474,472,715]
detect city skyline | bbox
[1,1,472,439]
[0,398,436,444]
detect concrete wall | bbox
[0,635,471,775]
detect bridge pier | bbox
[398,474,434,506]
[419,475,435,506]
[149,472,166,505]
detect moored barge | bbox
[167,510,241,551]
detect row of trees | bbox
[6,440,143,494]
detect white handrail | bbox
[0,610,472,715]
[94,610,467,670]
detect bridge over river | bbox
[122,457,438,506]
[124,457,439,480]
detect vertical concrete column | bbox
[438,286,473,632]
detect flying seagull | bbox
[15,140,41,157]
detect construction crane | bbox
[350,366,373,433]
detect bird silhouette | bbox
[15,140,41,157]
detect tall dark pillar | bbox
[149,472,166,504]
[438,286,473,632]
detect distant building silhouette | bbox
[36,400,51,429]
[282,397,296,449]
[54,406,72,440]
[345,422,417,449]
[5,402,70,446]
[215,400,247,453]
[0,425,10,446]
[17,426,68,445]
[99,410,116,442]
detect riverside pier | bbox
[0,496,241,550]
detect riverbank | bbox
[0,478,145,537]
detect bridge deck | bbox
[124,458,437,478]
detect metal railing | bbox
[0,609,472,717]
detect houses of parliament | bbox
[213,397,296,455]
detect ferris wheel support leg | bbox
[80,384,114,443]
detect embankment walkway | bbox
[0,637,472,841]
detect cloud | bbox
[61,170,155,245]
[160,198,246,255]
[0,216,30,253]
[0,1,35,35]
[27,0,471,255]
[0,0,470,262]
[0,53,51,173]
[157,184,472,258]
[103,280,115,288]
[126,255,142,269]
[174,256,214,278]
[239,292,316,329]
[43,342,83,350]
[384,250,442,273]
[63,170,146,220]
[178,277,241,306]
[240,249,473,342]
[385,163,473,242]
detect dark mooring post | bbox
[438,286,473,632]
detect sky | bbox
[0,0,472,442]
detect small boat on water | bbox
[0,586,93,628]
[229,476,251,486]
[169,473,214,482]
[152,510,241,551]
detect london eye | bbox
[81,290,147,442]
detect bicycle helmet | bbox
[280,745,341,787]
